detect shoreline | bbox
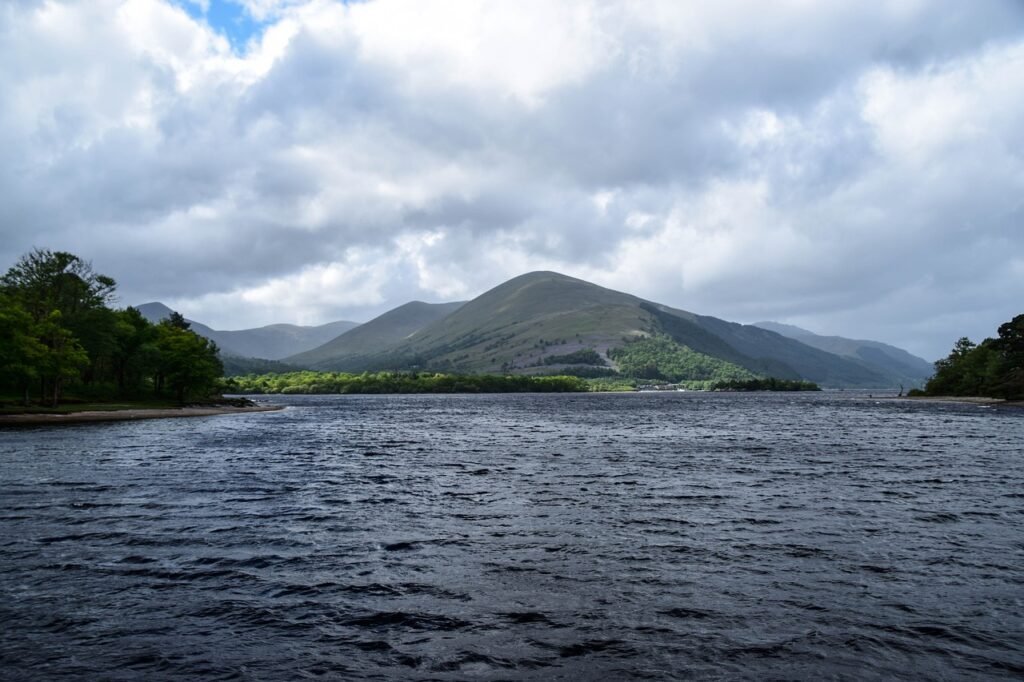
[0,404,284,427]
[893,395,1024,408]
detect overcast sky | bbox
[3,0,1023,360]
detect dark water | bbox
[1,392,1022,680]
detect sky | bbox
[2,0,1023,361]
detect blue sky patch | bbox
[174,0,264,52]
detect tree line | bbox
[707,378,820,392]
[912,314,1023,399]
[225,371,590,394]
[0,249,223,406]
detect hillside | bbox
[378,272,650,371]
[286,301,466,370]
[207,320,359,360]
[754,321,933,386]
[135,302,359,360]
[293,271,895,387]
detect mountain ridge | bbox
[135,302,359,360]
[136,273,931,388]
[753,321,933,385]
[285,300,467,369]
[287,271,916,387]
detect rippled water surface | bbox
[2,392,1023,680]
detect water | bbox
[1,392,1022,680]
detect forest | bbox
[912,314,1024,400]
[608,335,758,383]
[707,378,820,391]
[226,371,589,394]
[0,249,223,407]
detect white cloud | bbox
[175,249,393,327]
[346,0,612,105]
[1,0,1022,358]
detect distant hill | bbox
[285,301,466,370]
[289,271,903,387]
[754,321,934,386]
[136,302,225,347]
[134,302,359,360]
[379,271,651,372]
[136,275,929,388]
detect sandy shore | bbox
[0,404,284,426]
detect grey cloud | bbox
[1,0,1022,360]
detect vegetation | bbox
[541,365,619,378]
[609,335,758,383]
[225,371,589,394]
[707,378,820,391]
[911,314,1024,399]
[221,355,297,377]
[0,249,223,408]
[586,377,639,392]
[223,369,820,395]
[542,348,605,366]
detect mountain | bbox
[136,302,223,343]
[754,321,934,386]
[378,272,651,370]
[290,271,901,387]
[285,301,466,369]
[138,275,927,388]
[204,320,359,360]
[134,302,359,360]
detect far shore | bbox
[0,404,284,427]
[894,395,1024,408]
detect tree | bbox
[927,337,979,396]
[991,314,1024,399]
[111,307,161,395]
[1,248,116,322]
[994,314,1024,355]
[154,322,223,403]
[922,316,1024,399]
[0,293,47,405]
[167,311,191,330]
[36,311,89,406]
[1,249,228,406]
[2,249,119,400]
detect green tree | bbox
[990,314,1024,399]
[1,248,232,407]
[1,248,115,322]
[0,293,47,405]
[111,307,161,395]
[154,322,223,403]
[36,311,89,406]
[2,249,120,398]
[922,316,1024,399]
[927,337,978,395]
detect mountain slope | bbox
[208,320,359,360]
[690,314,890,386]
[754,321,933,386]
[154,271,916,387]
[286,301,466,370]
[134,302,359,360]
[370,271,653,372]
[136,302,227,349]
[305,271,889,386]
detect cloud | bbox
[1,0,1022,359]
